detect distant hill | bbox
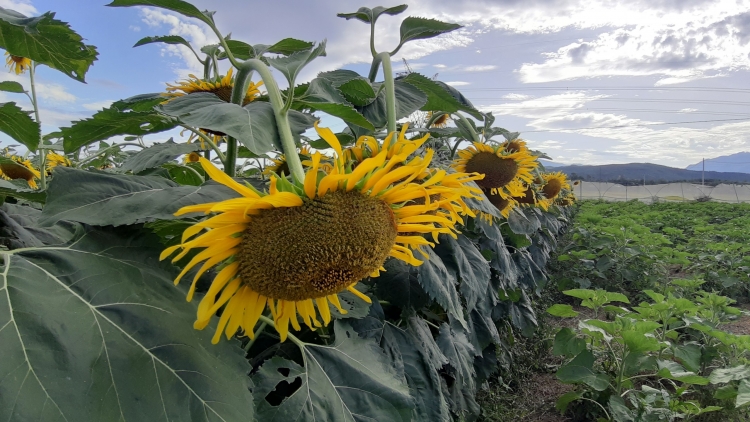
[539,160,566,168]
[686,152,750,174]
[555,163,750,185]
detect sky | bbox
[2,0,750,168]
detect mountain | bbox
[686,152,750,174]
[538,159,566,168]
[554,163,750,184]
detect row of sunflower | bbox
[0,2,577,421]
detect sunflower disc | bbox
[465,152,519,190]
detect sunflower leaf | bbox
[267,41,326,87]
[0,101,40,150]
[117,139,201,174]
[318,69,377,107]
[0,226,255,421]
[416,246,467,329]
[508,207,541,235]
[252,321,413,422]
[337,5,408,24]
[133,34,193,50]
[0,179,45,203]
[437,322,481,418]
[40,167,236,227]
[252,38,315,57]
[399,73,482,120]
[397,17,462,50]
[0,7,98,82]
[0,80,24,93]
[57,93,176,153]
[297,77,374,130]
[106,0,215,26]
[0,202,78,248]
[434,233,492,313]
[355,80,427,130]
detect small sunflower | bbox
[500,138,527,153]
[452,142,538,198]
[184,151,202,164]
[0,156,41,189]
[427,111,451,128]
[5,52,31,75]
[165,68,263,105]
[45,152,71,174]
[162,123,481,344]
[540,171,571,201]
[513,183,550,211]
[263,146,313,177]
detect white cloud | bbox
[680,108,699,113]
[0,0,36,15]
[129,25,141,32]
[139,8,218,77]
[434,64,447,69]
[445,81,470,86]
[502,93,532,100]
[464,65,496,72]
[82,100,114,111]
[35,83,76,103]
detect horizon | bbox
[1,0,750,167]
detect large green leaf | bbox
[336,5,408,24]
[0,179,46,203]
[507,207,541,235]
[298,77,374,130]
[134,34,193,50]
[40,167,236,227]
[106,0,214,26]
[252,321,413,421]
[399,73,482,119]
[434,233,491,313]
[416,246,466,328]
[397,17,461,48]
[710,365,750,384]
[0,226,254,421]
[0,102,40,150]
[252,38,315,57]
[0,80,24,93]
[374,257,431,310]
[267,41,326,86]
[436,323,480,418]
[159,93,314,154]
[0,8,98,82]
[556,349,609,391]
[0,203,77,249]
[118,139,200,174]
[58,94,176,153]
[356,80,426,129]
[318,69,377,106]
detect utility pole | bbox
[702,158,705,187]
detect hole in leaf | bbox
[277,367,290,377]
[265,376,302,406]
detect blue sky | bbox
[2,0,750,168]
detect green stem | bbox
[179,124,226,162]
[454,112,480,144]
[369,22,377,58]
[203,56,211,79]
[244,321,267,351]
[450,139,464,160]
[77,142,146,167]
[376,52,397,134]
[28,63,45,190]
[257,315,305,349]
[426,111,448,128]
[232,59,304,183]
[181,163,204,182]
[208,24,240,69]
[368,56,381,82]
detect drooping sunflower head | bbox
[45,152,71,174]
[427,111,451,128]
[0,156,41,189]
[452,142,538,197]
[540,171,571,200]
[501,138,527,154]
[263,146,313,177]
[5,52,31,75]
[165,68,263,106]
[184,151,202,164]
[512,183,551,211]
[161,123,482,344]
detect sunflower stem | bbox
[257,315,306,349]
[203,56,211,79]
[28,62,45,190]
[77,142,147,167]
[377,52,397,134]
[244,321,267,351]
[453,112,480,144]
[367,55,381,82]
[232,59,304,183]
[208,23,240,69]
[426,112,448,129]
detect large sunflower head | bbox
[452,142,538,198]
[161,123,482,344]
[45,152,71,174]
[5,52,31,75]
[0,156,41,189]
[540,171,571,200]
[165,68,263,106]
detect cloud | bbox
[464,65,496,72]
[0,0,36,15]
[82,100,115,111]
[445,81,470,86]
[434,64,447,69]
[35,83,76,103]
[502,93,532,100]
[129,25,141,32]
[680,108,698,112]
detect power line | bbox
[472,98,750,106]
[458,86,750,93]
[482,106,750,117]
[522,117,750,133]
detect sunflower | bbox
[184,151,202,164]
[513,183,550,211]
[500,138,527,154]
[161,123,481,344]
[263,146,313,177]
[45,152,71,174]
[452,142,538,200]
[0,156,41,189]
[427,111,451,128]
[5,52,31,75]
[540,171,571,201]
[165,68,263,105]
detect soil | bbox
[721,304,750,336]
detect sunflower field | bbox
[0,2,576,421]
